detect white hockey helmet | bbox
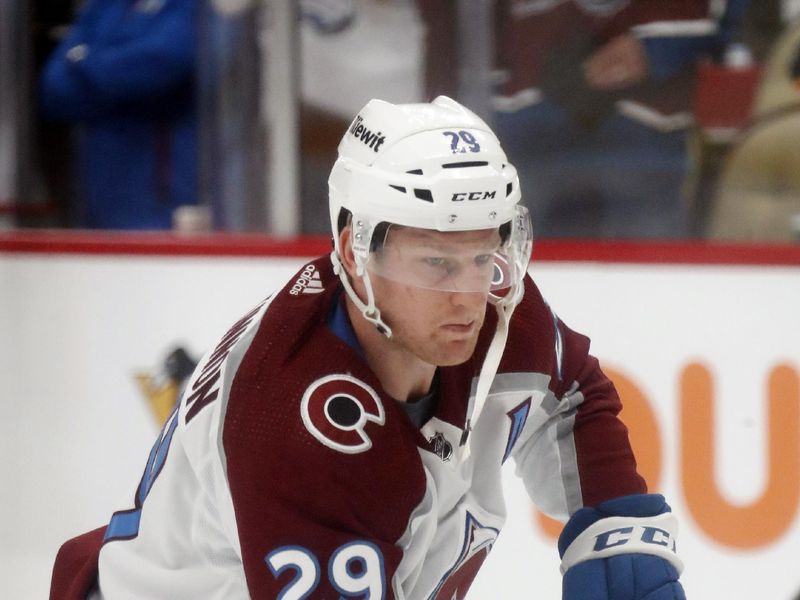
[330,95,523,235]
[329,96,532,335]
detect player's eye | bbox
[474,254,493,266]
[423,257,447,267]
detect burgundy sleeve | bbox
[49,526,106,600]
[556,319,647,508]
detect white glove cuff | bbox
[560,512,684,576]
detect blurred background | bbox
[2,0,800,242]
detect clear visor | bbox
[363,206,533,294]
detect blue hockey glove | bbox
[558,494,685,600]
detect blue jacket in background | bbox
[40,0,198,230]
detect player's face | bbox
[368,227,501,366]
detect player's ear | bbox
[337,225,358,279]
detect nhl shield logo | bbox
[429,432,453,462]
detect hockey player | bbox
[50,96,685,599]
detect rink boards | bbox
[1,234,798,599]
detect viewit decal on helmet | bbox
[348,115,386,152]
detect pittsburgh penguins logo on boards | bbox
[300,374,385,454]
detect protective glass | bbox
[365,206,533,294]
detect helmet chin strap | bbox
[460,276,525,458]
[460,291,519,459]
[331,250,394,338]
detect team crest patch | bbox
[300,374,385,454]
[428,432,453,462]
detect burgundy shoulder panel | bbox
[223,258,428,597]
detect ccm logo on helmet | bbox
[451,190,497,202]
[349,115,386,152]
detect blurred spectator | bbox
[196,0,264,232]
[196,0,360,232]
[39,0,198,230]
[706,15,800,241]
[0,0,22,227]
[417,0,748,240]
[30,1,78,227]
[298,0,423,234]
[737,0,799,61]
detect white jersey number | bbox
[266,542,386,599]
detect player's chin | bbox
[432,336,481,367]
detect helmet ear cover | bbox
[335,209,397,257]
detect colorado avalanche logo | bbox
[300,374,385,454]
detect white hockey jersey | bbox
[51,256,645,599]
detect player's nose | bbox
[447,289,487,311]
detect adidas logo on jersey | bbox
[290,264,324,296]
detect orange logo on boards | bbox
[533,363,800,550]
